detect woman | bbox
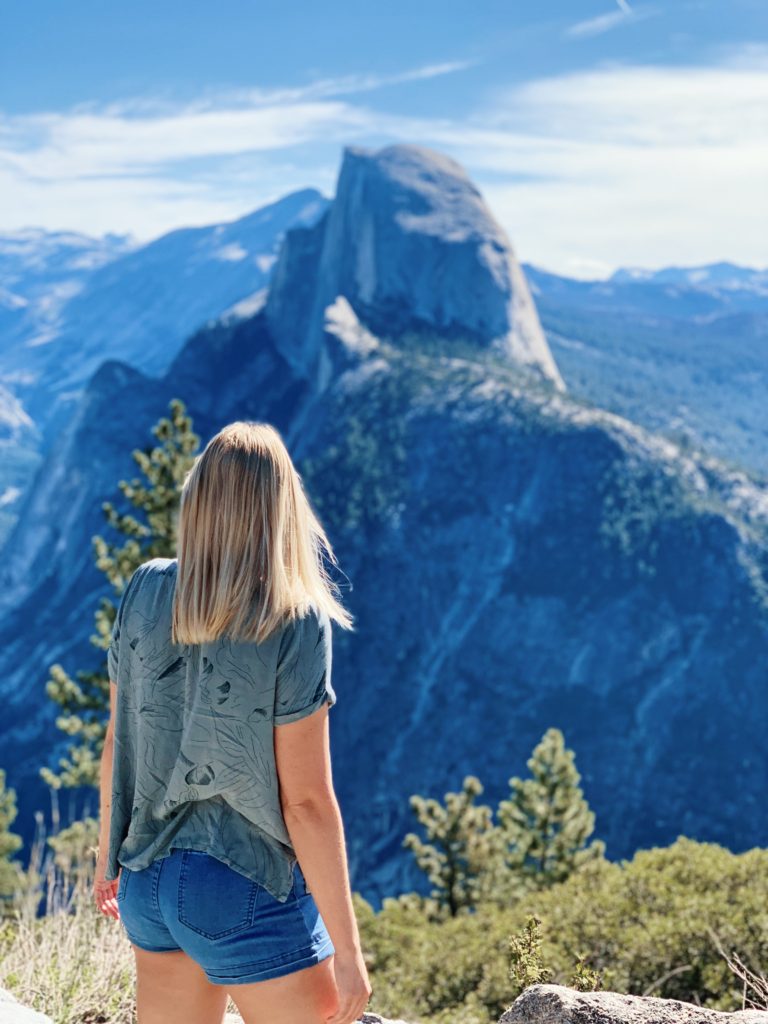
[92,422,372,1024]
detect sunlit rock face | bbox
[266,144,564,389]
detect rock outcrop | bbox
[0,986,54,1023]
[5,981,768,1024]
[358,1015,413,1024]
[501,984,768,1023]
[266,143,564,388]
[0,990,411,1024]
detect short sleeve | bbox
[107,567,142,682]
[273,607,336,725]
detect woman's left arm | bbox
[94,682,120,919]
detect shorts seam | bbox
[126,937,181,953]
[204,937,335,980]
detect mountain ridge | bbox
[0,145,765,906]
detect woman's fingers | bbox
[326,989,370,1024]
[93,879,120,918]
[326,996,356,1024]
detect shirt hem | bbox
[119,843,295,903]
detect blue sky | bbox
[1,0,766,277]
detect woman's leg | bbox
[226,955,339,1024]
[131,945,230,1024]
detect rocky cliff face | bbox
[1,189,328,450]
[266,145,564,388]
[0,191,329,554]
[0,145,766,907]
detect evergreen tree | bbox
[497,726,605,890]
[0,768,24,909]
[40,399,200,791]
[508,914,552,992]
[403,775,500,917]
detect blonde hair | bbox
[171,421,353,645]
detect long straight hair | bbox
[171,421,353,645]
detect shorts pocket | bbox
[116,869,129,901]
[178,851,261,939]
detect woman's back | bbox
[105,555,336,902]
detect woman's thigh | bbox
[131,946,230,1024]
[226,956,339,1024]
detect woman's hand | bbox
[94,858,121,920]
[326,946,372,1024]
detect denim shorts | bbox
[115,848,335,985]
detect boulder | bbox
[500,984,768,1023]
[0,986,54,1024]
[358,1016,413,1024]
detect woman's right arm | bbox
[275,703,372,1024]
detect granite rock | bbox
[0,986,54,1024]
[500,984,768,1024]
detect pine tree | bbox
[403,775,500,917]
[497,727,605,891]
[508,915,552,991]
[0,768,24,908]
[40,399,200,791]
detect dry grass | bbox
[0,808,243,1024]
[708,927,768,1013]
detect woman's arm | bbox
[275,703,371,1024]
[94,683,119,918]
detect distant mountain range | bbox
[524,262,768,478]
[0,145,766,907]
[609,261,768,299]
[0,190,328,549]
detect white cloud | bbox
[89,60,476,117]
[0,50,766,276]
[566,10,632,37]
[3,101,368,180]
[0,61,470,238]
[565,1,660,39]
[455,59,768,275]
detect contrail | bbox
[615,0,633,12]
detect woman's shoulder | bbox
[141,556,177,576]
[282,601,330,636]
[275,603,331,661]
[121,557,176,606]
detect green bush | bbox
[358,837,768,1023]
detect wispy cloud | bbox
[566,1,656,39]
[2,101,368,179]
[66,61,476,119]
[236,60,477,106]
[0,60,471,237]
[447,57,768,274]
[3,59,477,181]
[1,49,766,276]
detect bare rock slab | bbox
[500,984,768,1024]
[0,986,54,1024]
[358,1015,413,1024]
[225,1013,410,1024]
